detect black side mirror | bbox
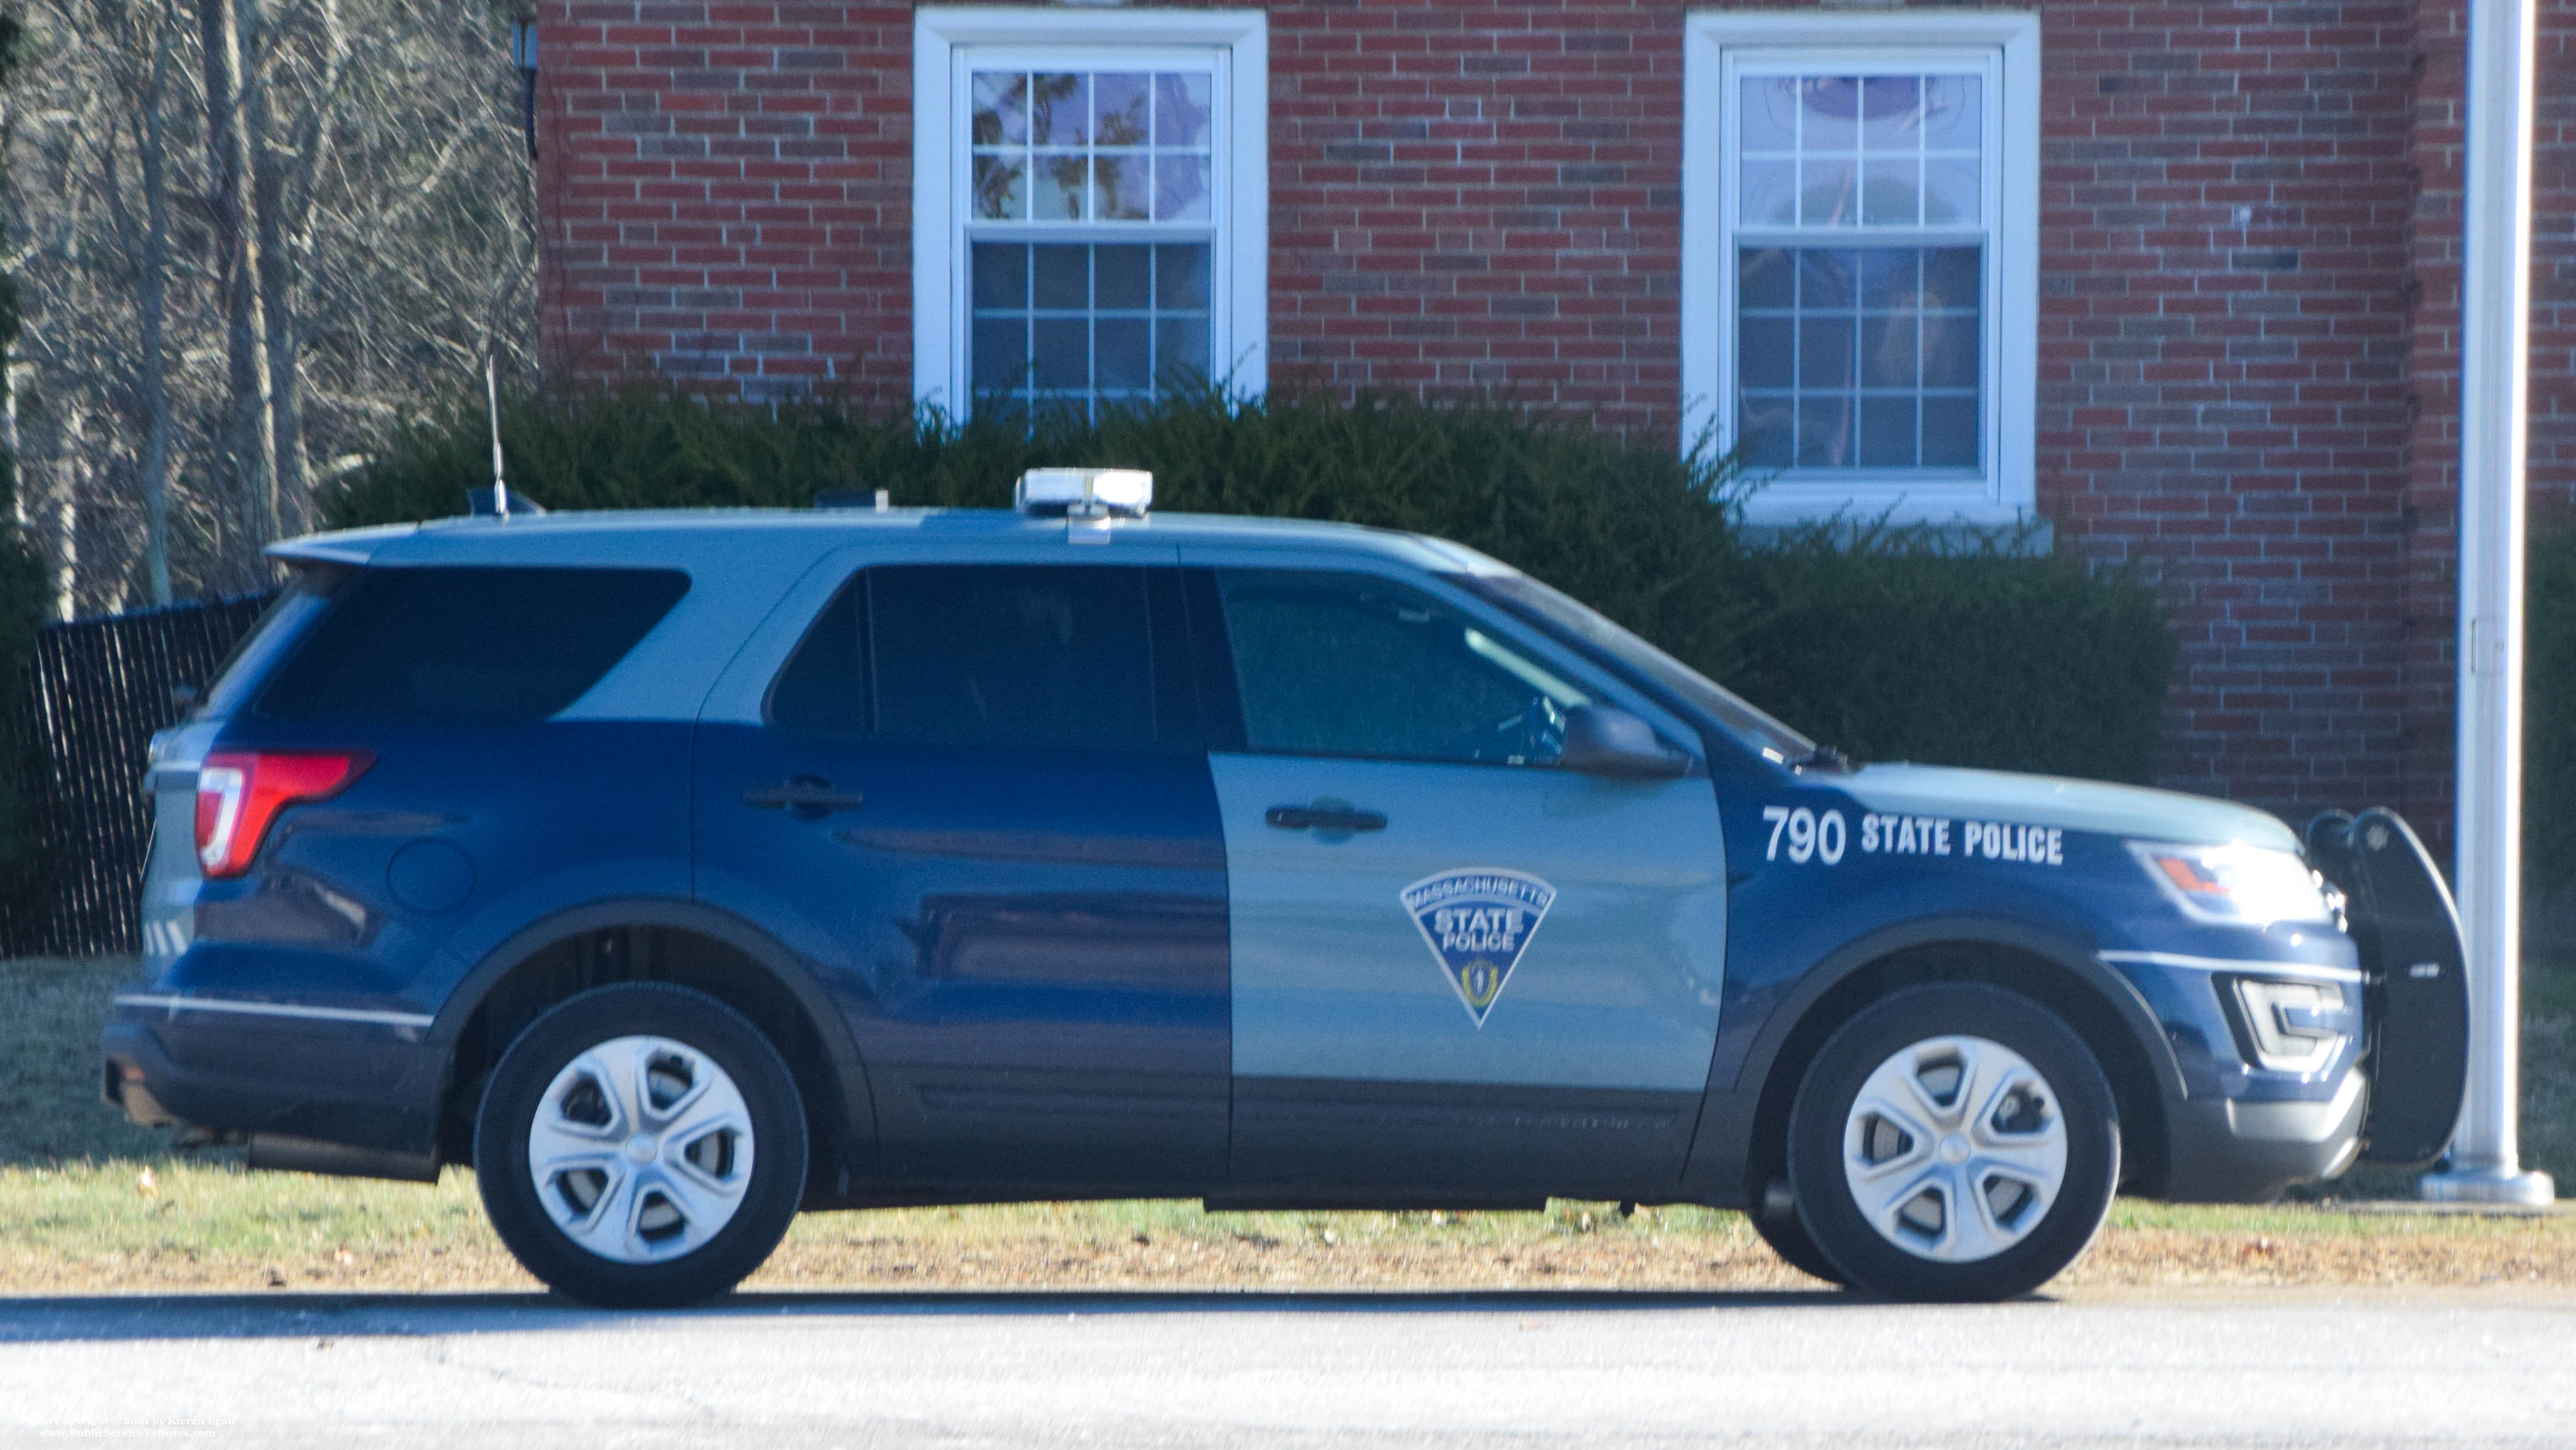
[1558,704,1689,779]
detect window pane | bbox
[1798,159,1856,226]
[1860,315,1919,388]
[1797,318,1853,389]
[972,243,1026,308]
[258,567,688,725]
[971,317,1026,390]
[1796,397,1852,467]
[1097,318,1151,390]
[1739,247,1794,309]
[971,73,1027,145]
[770,578,871,736]
[1861,159,1918,226]
[1033,318,1089,389]
[1738,78,1797,152]
[1924,159,1979,224]
[1738,398,1794,467]
[1922,76,1981,151]
[1031,73,1089,145]
[1094,154,1147,221]
[1859,77,1921,152]
[1095,244,1151,308]
[1157,318,1210,389]
[1154,155,1213,221]
[1156,73,1212,147]
[1033,244,1089,307]
[1739,318,1794,389]
[1922,396,1979,467]
[1032,155,1087,220]
[870,566,1158,750]
[1094,73,1150,145]
[971,156,1026,220]
[1157,244,1210,307]
[1858,397,1918,468]
[1217,571,1586,767]
[1799,78,1861,150]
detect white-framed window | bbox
[913,8,1267,418]
[1682,13,2039,528]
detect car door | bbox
[693,555,1230,1191]
[1186,564,1731,1195]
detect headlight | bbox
[2130,841,2336,927]
[2228,977,2347,1074]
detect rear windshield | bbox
[255,566,690,725]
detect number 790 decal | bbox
[1762,805,1846,864]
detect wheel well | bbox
[1743,942,2171,1203]
[438,925,848,1180]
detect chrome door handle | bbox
[743,775,865,817]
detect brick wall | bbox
[540,1,915,404]
[535,0,2576,832]
[1267,0,1685,436]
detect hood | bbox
[1834,762,2301,852]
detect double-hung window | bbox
[1683,14,2038,528]
[913,9,1267,419]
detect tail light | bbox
[195,750,373,878]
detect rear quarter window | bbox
[254,566,691,725]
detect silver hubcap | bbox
[525,1035,755,1265]
[1842,1034,2067,1263]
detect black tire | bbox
[474,982,808,1307]
[1787,983,2118,1302]
[1750,1184,1847,1286]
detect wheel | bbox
[1786,983,2119,1302]
[474,982,808,1307]
[1749,1182,1846,1286]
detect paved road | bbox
[0,1287,2571,1447]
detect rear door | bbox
[693,554,1230,1190]
[1186,564,1731,1195]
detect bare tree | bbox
[3,0,536,612]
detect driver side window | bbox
[1216,569,1589,765]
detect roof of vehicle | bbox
[269,508,1518,578]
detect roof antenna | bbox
[485,354,512,520]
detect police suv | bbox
[102,470,2469,1306]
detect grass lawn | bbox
[11,955,2576,1296]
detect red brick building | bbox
[531,0,2576,841]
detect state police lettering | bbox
[1401,870,1557,1025]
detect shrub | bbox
[323,387,2170,783]
[2528,530,2576,898]
[1723,525,2174,784]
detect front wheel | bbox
[1786,983,2119,1301]
[474,982,808,1307]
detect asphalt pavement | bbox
[0,1286,2570,1448]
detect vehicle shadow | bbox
[0,1285,1901,1344]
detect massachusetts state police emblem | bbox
[1401,869,1557,1026]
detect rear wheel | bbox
[1787,983,2118,1301]
[474,982,808,1307]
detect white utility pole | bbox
[2422,0,2555,1205]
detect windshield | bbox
[1463,572,1815,762]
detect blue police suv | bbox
[102,470,2468,1306]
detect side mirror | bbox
[1558,705,1690,780]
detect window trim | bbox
[912,7,1269,416]
[1680,10,2040,528]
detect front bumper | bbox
[2158,1060,2369,1202]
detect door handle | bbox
[743,775,865,817]
[1265,804,1387,833]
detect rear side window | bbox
[255,566,690,725]
[771,564,1193,750]
[872,565,1156,750]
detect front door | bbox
[694,560,1229,1190]
[1193,567,1731,1195]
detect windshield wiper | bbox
[1790,744,1855,773]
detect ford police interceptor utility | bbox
[102,469,2471,1306]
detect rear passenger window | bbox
[255,566,690,725]
[871,565,1161,750]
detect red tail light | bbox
[195,750,373,878]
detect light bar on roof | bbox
[1014,468,1153,519]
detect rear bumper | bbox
[100,1010,444,1169]
[2156,1064,2369,1202]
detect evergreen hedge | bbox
[325,388,2175,783]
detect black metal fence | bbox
[0,592,277,958]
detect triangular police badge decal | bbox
[1401,868,1557,1026]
